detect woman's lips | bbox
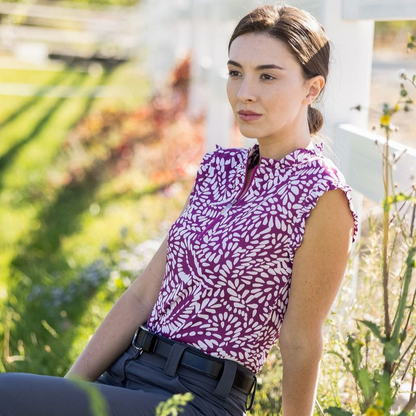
[237,111,262,122]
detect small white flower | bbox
[397,68,407,80]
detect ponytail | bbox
[307,106,323,135]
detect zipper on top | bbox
[196,163,259,241]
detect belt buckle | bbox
[132,326,159,355]
[131,328,144,356]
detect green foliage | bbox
[70,377,110,416]
[407,34,416,51]
[384,193,416,212]
[375,21,416,32]
[155,393,193,416]
[358,320,385,342]
[328,40,416,416]
[374,21,416,49]
[250,346,283,415]
[0,58,194,375]
[325,407,354,416]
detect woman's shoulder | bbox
[294,144,349,187]
[294,149,359,242]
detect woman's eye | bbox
[228,70,240,78]
[260,73,275,81]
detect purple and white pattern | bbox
[147,143,358,373]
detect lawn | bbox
[0,58,189,375]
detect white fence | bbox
[139,0,416,208]
[138,0,416,301]
[0,2,140,60]
[1,0,415,211]
[336,124,416,204]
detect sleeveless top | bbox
[147,143,358,374]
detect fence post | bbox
[292,0,374,302]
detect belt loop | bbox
[246,376,257,411]
[164,343,188,377]
[213,359,237,400]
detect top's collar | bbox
[247,142,324,169]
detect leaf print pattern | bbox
[147,143,358,373]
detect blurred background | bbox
[0,0,415,414]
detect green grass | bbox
[0,59,187,375]
[0,62,149,275]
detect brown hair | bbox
[228,4,330,135]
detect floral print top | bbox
[147,143,358,373]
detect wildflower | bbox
[397,68,407,80]
[407,33,415,50]
[380,114,391,126]
[366,407,379,416]
[393,104,400,112]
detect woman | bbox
[0,4,358,416]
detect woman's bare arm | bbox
[66,195,191,382]
[279,189,355,416]
[65,237,168,381]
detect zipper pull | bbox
[221,199,237,214]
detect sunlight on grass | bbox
[0,59,158,375]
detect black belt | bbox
[131,326,256,398]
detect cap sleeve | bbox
[289,168,359,262]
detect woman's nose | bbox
[237,79,257,103]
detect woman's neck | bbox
[256,136,313,160]
[255,117,313,160]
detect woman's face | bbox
[227,33,314,145]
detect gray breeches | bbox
[0,345,249,416]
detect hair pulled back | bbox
[228,5,330,135]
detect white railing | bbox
[335,124,416,204]
[138,0,416,201]
[2,0,415,208]
[343,0,416,20]
[138,1,416,302]
[0,2,140,59]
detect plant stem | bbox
[392,247,416,342]
[401,287,416,349]
[402,350,415,395]
[382,138,392,344]
[2,309,11,362]
[400,393,416,414]
[394,334,416,379]
[315,398,325,416]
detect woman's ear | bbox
[303,76,325,105]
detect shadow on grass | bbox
[1,65,160,376]
[6,177,170,376]
[0,68,116,195]
[0,70,72,133]
[0,71,87,185]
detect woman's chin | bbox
[237,127,261,140]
